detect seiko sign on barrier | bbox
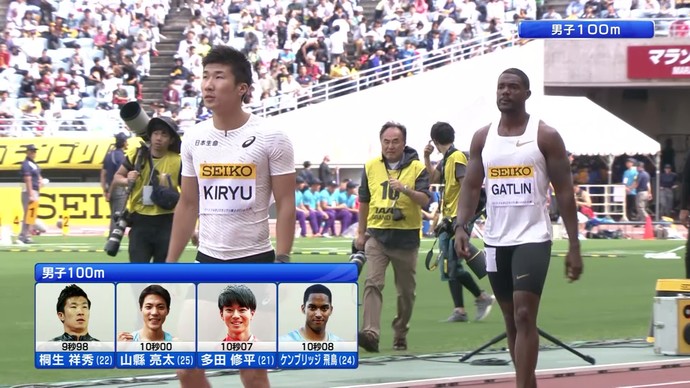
[0,186,109,227]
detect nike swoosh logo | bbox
[516,140,534,147]
[516,274,530,280]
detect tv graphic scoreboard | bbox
[34,263,359,370]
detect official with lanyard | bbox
[355,121,431,353]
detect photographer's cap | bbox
[346,181,358,189]
[25,144,38,152]
[114,132,128,148]
[147,117,181,154]
[327,180,338,187]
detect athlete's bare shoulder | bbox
[537,120,566,156]
[470,124,490,153]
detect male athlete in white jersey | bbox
[454,68,583,388]
[166,45,296,388]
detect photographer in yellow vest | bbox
[424,122,494,323]
[112,117,182,263]
[355,121,432,353]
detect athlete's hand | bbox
[423,141,434,158]
[680,209,689,228]
[191,230,199,246]
[565,247,583,282]
[454,227,470,259]
[118,332,133,342]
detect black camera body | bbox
[391,208,405,221]
[349,241,367,276]
[104,210,130,257]
[434,217,454,237]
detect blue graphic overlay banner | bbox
[36,352,114,369]
[35,263,359,283]
[279,352,358,369]
[518,20,654,39]
[197,352,277,368]
[117,352,196,368]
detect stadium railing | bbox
[248,30,521,117]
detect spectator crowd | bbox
[0,0,169,136]
[1,0,687,137]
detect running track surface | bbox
[341,359,690,388]
[473,362,690,388]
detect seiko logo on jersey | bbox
[200,164,256,179]
[195,140,219,146]
[487,166,534,179]
[242,136,256,148]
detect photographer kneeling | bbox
[112,117,182,263]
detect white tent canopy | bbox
[265,41,659,165]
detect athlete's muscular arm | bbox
[539,122,583,281]
[272,173,296,257]
[456,126,488,227]
[166,176,199,263]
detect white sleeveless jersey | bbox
[481,116,552,246]
[181,114,295,260]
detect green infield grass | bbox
[0,236,686,385]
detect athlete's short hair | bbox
[218,285,257,311]
[430,122,455,145]
[56,284,91,313]
[380,121,407,142]
[501,68,530,90]
[138,285,171,310]
[303,284,333,305]
[203,45,253,90]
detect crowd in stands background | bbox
[0,0,687,136]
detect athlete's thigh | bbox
[512,242,552,296]
[487,246,514,303]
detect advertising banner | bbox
[627,45,690,79]
[0,186,110,228]
[0,137,144,171]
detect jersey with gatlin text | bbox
[481,115,552,246]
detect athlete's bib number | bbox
[198,163,257,214]
[486,165,535,207]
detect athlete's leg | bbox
[296,211,308,237]
[511,242,551,388]
[487,246,516,363]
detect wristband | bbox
[275,254,290,263]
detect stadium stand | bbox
[1,0,687,137]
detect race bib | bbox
[486,165,535,207]
[485,247,497,273]
[198,163,257,214]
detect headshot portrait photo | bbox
[115,283,195,352]
[35,283,114,351]
[196,283,277,352]
[278,283,357,351]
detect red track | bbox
[453,360,690,388]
